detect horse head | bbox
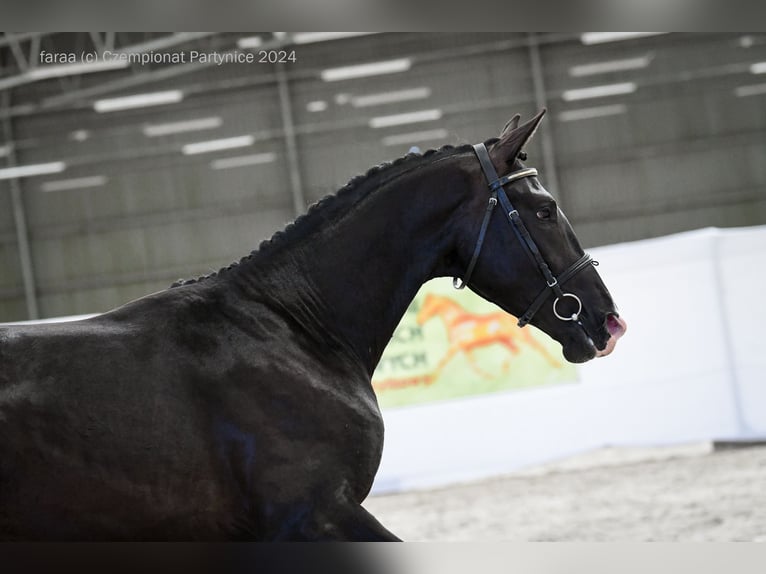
[452,110,626,363]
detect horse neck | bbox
[233,160,467,375]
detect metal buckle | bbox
[547,278,558,288]
[553,293,582,322]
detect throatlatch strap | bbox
[453,143,504,289]
[453,192,498,289]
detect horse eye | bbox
[536,207,551,220]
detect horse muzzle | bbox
[594,313,627,358]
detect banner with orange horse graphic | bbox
[372,278,577,408]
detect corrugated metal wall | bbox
[544,33,766,245]
[1,32,765,321]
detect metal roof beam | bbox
[4,33,29,72]
[0,32,45,48]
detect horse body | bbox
[0,261,394,540]
[0,153,469,540]
[0,111,626,540]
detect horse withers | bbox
[0,111,625,540]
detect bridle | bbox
[453,142,597,328]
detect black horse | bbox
[0,111,626,540]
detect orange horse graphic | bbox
[417,293,562,380]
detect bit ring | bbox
[553,293,582,322]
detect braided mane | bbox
[170,140,499,288]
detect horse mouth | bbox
[562,312,627,363]
[594,313,627,358]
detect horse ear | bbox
[500,114,521,137]
[490,109,546,165]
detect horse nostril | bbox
[605,313,627,339]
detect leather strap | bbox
[453,193,497,289]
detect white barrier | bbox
[372,226,766,493]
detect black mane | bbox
[170,141,490,288]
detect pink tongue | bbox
[606,314,627,339]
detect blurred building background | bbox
[1,32,765,321]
